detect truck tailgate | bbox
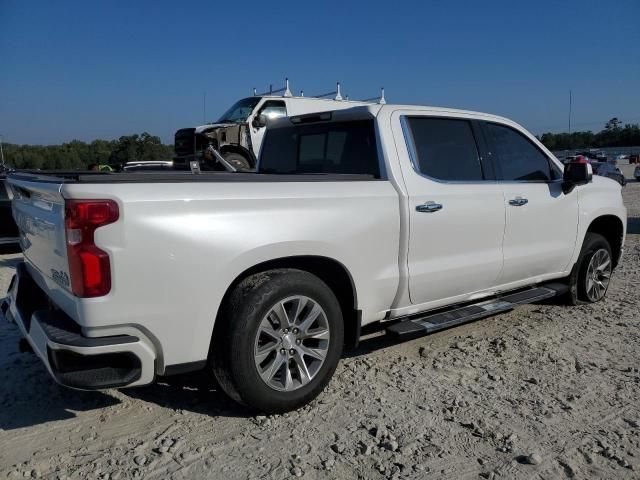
[8,177,70,291]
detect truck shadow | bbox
[123,372,253,418]
[0,307,120,430]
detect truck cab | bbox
[173,82,375,170]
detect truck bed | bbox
[8,170,379,184]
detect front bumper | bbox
[2,262,156,390]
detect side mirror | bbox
[252,114,267,128]
[562,160,592,194]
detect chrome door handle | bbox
[416,202,443,213]
[508,197,528,206]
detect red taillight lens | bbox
[65,200,119,297]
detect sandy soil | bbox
[1,168,639,479]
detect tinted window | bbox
[259,120,379,177]
[406,117,483,181]
[485,123,553,181]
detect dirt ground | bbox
[1,167,639,480]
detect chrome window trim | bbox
[400,115,562,186]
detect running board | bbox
[386,283,568,337]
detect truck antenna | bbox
[335,82,343,101]
[253,87,257,96]
[300,90,304,97]
[379,87,386,105]
[203,92,206,123]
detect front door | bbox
[482,121,579,284]
[395,113,506,307]
[249,100,288,156]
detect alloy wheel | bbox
[253,295,330,391]
[585,248,612,302]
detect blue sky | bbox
[1,0,639,145]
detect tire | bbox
[223,152,252,171]
[211,269,344,413]
[568,232,613,304]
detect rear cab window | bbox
[259,119,380,177]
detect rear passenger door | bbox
[396,114,506,307]
[482,122,578,284]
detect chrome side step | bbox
[386,283,568,337]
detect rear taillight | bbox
[65,200,119,297]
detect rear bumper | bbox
[2,262,156,390]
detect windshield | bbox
[217,97,261,123]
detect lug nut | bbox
[280,348,286,355]
[296,339,301,345]
[289,349,295,355]
[283,328,289,334]
[293,328,299,334]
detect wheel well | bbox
[219,145,256,167]
[587,215,624,267]
[217,256,360,349]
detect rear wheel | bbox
[211,269,344,412]
[568,233,613,304]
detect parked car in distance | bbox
[592,162,626,186]
[634,165,640,180]
[4,104,627,412]
[0,174,19,246]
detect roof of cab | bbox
[277,103,517,128]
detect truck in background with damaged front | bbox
[173,80,385,170]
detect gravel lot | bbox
[1,167,639,479]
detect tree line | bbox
[539,118,640,151]
[2,133,173,170]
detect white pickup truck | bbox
[3,104,627,412]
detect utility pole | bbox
[203,92,207,124]
[568,90,572,134]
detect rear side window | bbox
[485,123,553,182]
[405,117,484,181]
[259,119,379,177]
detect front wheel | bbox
[223,152,252,171]
[568,232,613,304]
[211,269,344,413]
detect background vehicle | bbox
[4,104,626,413]
[634,165,640,180]
[592,162,626,185]
[173,80,384,171]
[0,173,19,246]
[123,161,174,172]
